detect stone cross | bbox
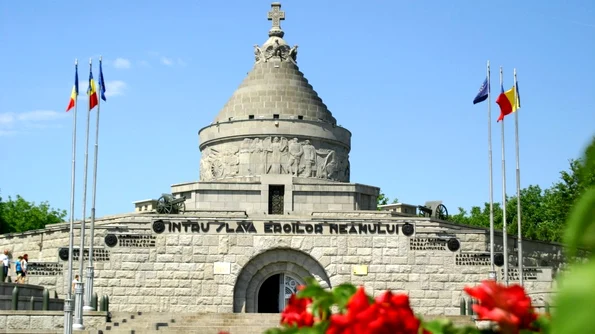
[267,2,285,30]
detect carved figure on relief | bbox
[239,138,253,175]
[302,140,316,177]
[288,45,298,62]
[250,138,265,175]
[223,146,240,177]
[200,147,223,181]
[254,45,263,63]
[288,138,303,176]
[316,149,337,179]
[266,137,288,174]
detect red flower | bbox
[328,287,425,334]
[464,280,537,333]
[280,294,314,328]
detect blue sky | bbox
[0,1,594,219]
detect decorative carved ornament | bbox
[254,41,298,64]
[447,238,461,252]
[200,137,350,182]
[401,223,415,237]
[104,234,118,247]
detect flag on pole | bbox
[496,84,518,122]
[88,68,99,110]
[98,59,106,102]
[473,77,489,104]
[66,65,79,112]
[516,81,521,109]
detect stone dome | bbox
[198,3,351,183]
[214,60,337,125]
[214,4,336,125]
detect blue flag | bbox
[99,60,107,101]
[473,77,489,104]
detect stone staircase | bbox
[94,312,476,334]
[96,312,282,334]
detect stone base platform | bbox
[164,174,379,215]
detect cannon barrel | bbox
[170,197,186,205]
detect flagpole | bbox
[513,68,523,286]
[500,66,509,286]
[487,60,496,281]
[64,59,78,334]
[73,59,92,331]
[84,55,103,311]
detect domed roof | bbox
[214,3,336,125]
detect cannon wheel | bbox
[435,204,448,220]
[156,195,173,214]
[174,201,186,214]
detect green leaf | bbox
[331,283,357,311]
[422,318,483,334]
[551,260,595,334]
[563,186,595,259]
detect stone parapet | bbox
[0,310,107,332]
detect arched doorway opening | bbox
[257,273,302,313]
[233,248,331,313]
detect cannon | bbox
[156,193,186,214]
[417,200,449,221]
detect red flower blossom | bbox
[280,294,314,328]
[327,287,425,334]
[464,280,537,333]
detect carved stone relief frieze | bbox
[254,40,298,64]
[200,137,349,182]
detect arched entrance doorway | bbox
[257,273,302,313]
[233,248,331,313]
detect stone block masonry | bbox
[0,213,564,315]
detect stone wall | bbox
[0,311,106,332]
[0,214,564,315]
[171,177,379,214]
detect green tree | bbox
[0,194,66,234]
[376,192,389,207]
[376,192,399,210]
[449,136,595,243]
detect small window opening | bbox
[273,114,280,119]
[249,115,255,119]
[297,115,304,120]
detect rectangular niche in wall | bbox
[268,185,285,215]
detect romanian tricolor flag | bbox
[66,65,79,112]
[88,68,98,110]
[496,84,519,122]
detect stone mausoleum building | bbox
[1,3,563,316]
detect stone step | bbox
[94,313,476,334]
[99,330,271,334]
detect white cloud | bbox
[147,52,185,67]
[161,57,173,66]
[105,80,127,97]
[0,113,15,126]
[0,110,67,136]
[17,110,66,122]
[113,57,131,69]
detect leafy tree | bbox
[450,136,595,243]
[0,194,66,234]
[376,192,389,207]
[376,192,399,210]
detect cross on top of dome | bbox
[267,2,285,38]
